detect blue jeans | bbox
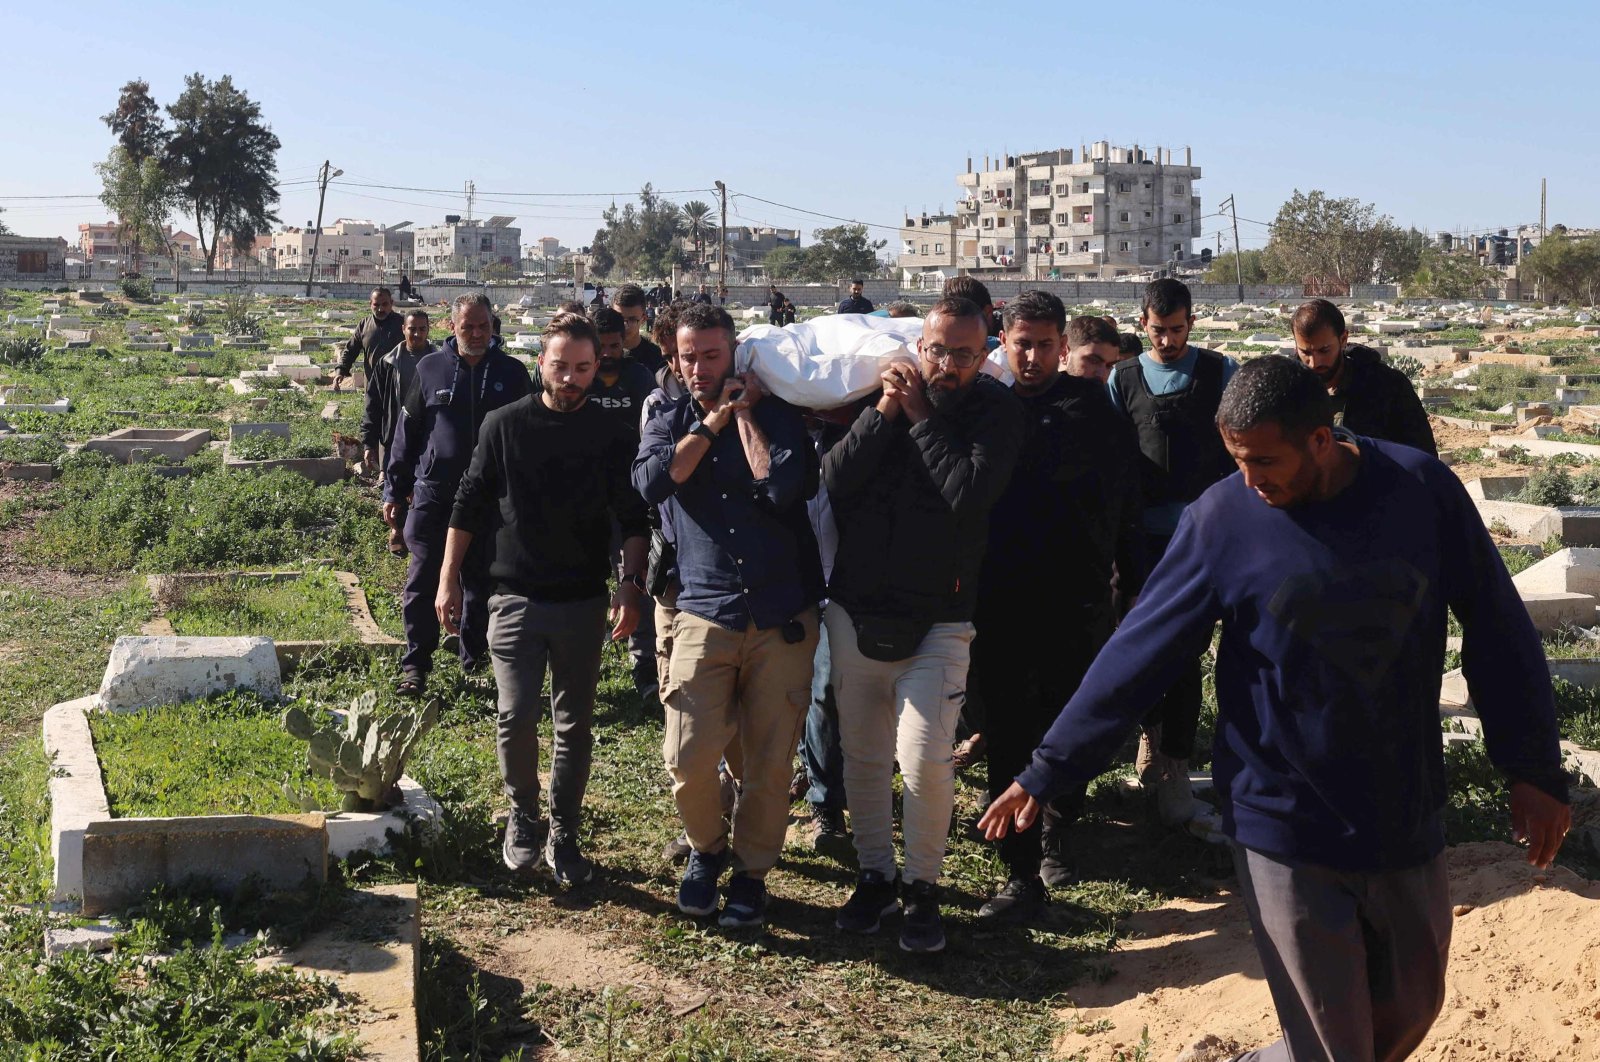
[802,621,846,810]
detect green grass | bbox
[0,433,67,464]
[90,690,345,817]
[1553,677,1600,749]
[165,568,354,641]
[230,421,334,460]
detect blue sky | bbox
[2,0,1594,256]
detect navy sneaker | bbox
[899,879,946,954]
[544,834,594,887]
[677,847,730,917]
[502,806,545,874]
[835,869,901,934]
[717,872,767,928]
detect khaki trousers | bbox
[662,607,818,879]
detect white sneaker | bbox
[1156,756,1197,825]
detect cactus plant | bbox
[282,690,438,812]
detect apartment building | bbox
[897,213,959,284]
[77,222,120,260]
[929,141,1202,280]
[687,225,800,280]
[412,215,521,275]
[273,219,384,281]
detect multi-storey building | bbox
[412,216,521,275]
[273,219,384,281]
[897,213,960,285]
[921,141,1203,281]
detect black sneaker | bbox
[899,879,945,954]
[544,834,594,886]
[662,831,692,864]
[977,876,1046,923]
[502,806,545,873]
[717,872,767,928]
[677,847,729,917]
[835,869,900,934]
[807,805,852,859]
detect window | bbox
[1079,241,1090,252]
[1118,211,1130,223]
[982,218,993,229]
[1055,213,1069,225]
[982,245,993,256]
[1119,241,1131,252]
[1055,183,1069,196]
[1174,212,1184,223]
[1173,243,1184,254]
[934,242,943,253]
[1117,181,1130,193]
[1175,182,1186,194]
[1056,242,1067,252]
[480,236,494,252]
[1029,180,1049,196]
[1143,180,1152,190]
[1143,240,1151,247]
[1078,181,1090,193]
[920,243,928,255]
[361,249,372,257]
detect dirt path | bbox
[1054,842,1600,1061]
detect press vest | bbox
[1114,349,1234,508]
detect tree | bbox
[96,147,181,280]
[102,80,165,164]
[680,200,717,269]
[589,184,684,279]
[1520,235,1600,305]
[1203,249,1269,286]
[0,207,8,236]
[1405,250,1499,299]
[803,224,886,282]
[164,73,281,275]
[762,245,809,282]
[1262,190,1396,289]
[1374,226,1429,286]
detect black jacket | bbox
[1331,345,1437,456]
[337,312,405,377]
[361,341,434,450]
[823,380,1023,624]
[982,373,1146,611]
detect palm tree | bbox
[680,200,717,274]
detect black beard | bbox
[926,376,967,412]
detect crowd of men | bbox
[351,275,1571,1058]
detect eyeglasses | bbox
[922,344,985,370]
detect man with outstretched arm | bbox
[981,356,1571,1062]
[335,286,405,388]
[436,311,648,887]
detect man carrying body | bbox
[1108,278,1238,825]
[975,292,1143,923]
[385,293,532,696]
[823,295,1022,953]
[335,287,405,389]
[1292,298,1436,455]
[983,355,1570,1061]
[837,279,875,315]
[613,283,667,374]
[438,312,649,885]
[1061,314,1123,385]
[362,309,435,555]
[634,303,823,928]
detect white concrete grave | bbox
[96,635,282,713]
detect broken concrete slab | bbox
[1518,592,1595,634]
[43,697,111,903]
[80,814,327,917]
[96,635,282,713]
[1513,548,1600,599]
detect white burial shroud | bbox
[734,313,1010,411]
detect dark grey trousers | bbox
[1232,844,1451,1062]
[488,593,608,843]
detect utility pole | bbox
[1219,194,1244,302]
[1540,177,1547,240]
[714,180,728,293]
[305,160,342,296]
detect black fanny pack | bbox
[852,612,933,663]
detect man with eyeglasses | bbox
[822,295,1022,953]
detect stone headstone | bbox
[96,635,282,713]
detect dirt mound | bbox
[1054,843,1600,1061]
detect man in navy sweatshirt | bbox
[981,356,1571,1062]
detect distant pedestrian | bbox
[837,279,875,315]
[362,309,435,554]
[335,286,404,388]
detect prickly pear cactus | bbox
[282,690,439,812]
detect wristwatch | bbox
[689,419,719,442]
[622,573,647,592]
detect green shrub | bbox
[220,291,267,337]
[179,307,206,328]
[0,332,46,367]
[118,277,154,302]
[1389,354,1424,382]
[1576,467,1600,503]
[230,425,332,461]
[1517,468,1575,506]
[0,434,67,464]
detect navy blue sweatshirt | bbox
[1017,435,1567,871]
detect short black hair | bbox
[1066,315,1119,349]
[556,300,588,316]
[612,283,647,309]
[678,302,737,347]
[1292,299,1346,338]
[590,306,625,336]
[942,275,993,309]
[851,278,865,285]
[926,295,985,329]
[1216,355,1333,439]
[1119,332,1143,356]
[1142,277,1192,318]
[1001,290,1066,333]
[372,286,393,299]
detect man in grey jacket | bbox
[362,309,435,553]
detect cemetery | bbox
[1,283,1598,1060]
